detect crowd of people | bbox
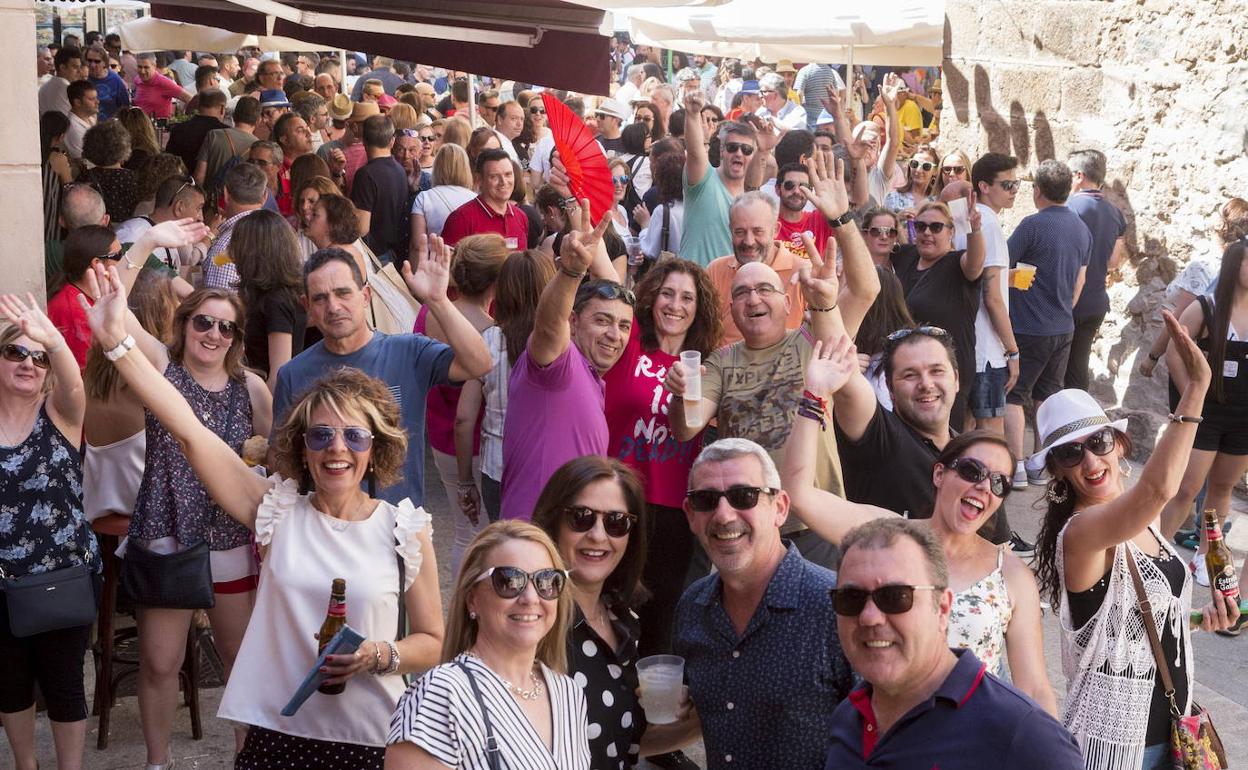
[5,29,1246,770]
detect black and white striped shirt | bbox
[388,653,591,769]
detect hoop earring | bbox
[1119,458,1132,478]
[1047,479,1070,505]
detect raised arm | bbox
[0,294,84,438]
[527,202,611,367]
[547,158,618,282]
[801,153,878,336]
[401,234,492,382]
[959,190,986,280]
[781,335,893,541]
[830,331,886,442]
[878,74,903,179]
[1062,310,1209,560]
[682,91,710,187]
[797,233,847,343]
[79,264,272,530]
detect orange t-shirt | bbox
[706,244,810,347]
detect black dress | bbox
[80,166,140,222]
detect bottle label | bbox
[1206,524,1224,541]
[1213,568,1240,601]
[327,600,346,617]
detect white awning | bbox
[618,0,945,65]
[120,16,332,53]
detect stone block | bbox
[990,64,1063,113]
[1060,69,1104,117]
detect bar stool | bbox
[91,513,203,750]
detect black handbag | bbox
[0,559,98,638]
[121,538,215,609]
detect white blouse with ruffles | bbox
[218,477,432,747]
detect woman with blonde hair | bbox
[884,144,940,214]
[387,103,420,131]
[116,106,162,172]
[938,148,973,192]
[293,176,342,259]
[440,116,473,150]
[409,143,477,263]
[386,521,589,770]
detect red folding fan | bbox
[541,91,614,226]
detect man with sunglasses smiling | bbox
[84,43,129,119]
[824,518,1082,769]
[674,438,853,770]
[681,91,759,266]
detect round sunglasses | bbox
[474,566,568,601]
[562,505,636,538]
[944,457,1011,498]
[304,425,374,453]
[1050,427,1116,468]
[190,314,237,338]
[2,343,50,369]
[909,160,935,171]
[829,584,940,616]
[686,486,778,513]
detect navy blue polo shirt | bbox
[1007,205,1092,336]
[1068,189,1127,320]
[824,649,1083,769]
[674,543,853,770]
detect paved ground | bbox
[8,444,1247,768]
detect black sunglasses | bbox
[996,179,1021,192]
[862,226,898,238]
[417,134,435,143]
[942,165,966,174]
[529,107,546,115]
[563,505,636,538]
[474,566,568,601]
[2,343,50,369]
[830,584,941,616]
[909,160,935,171]
[304,425,374,453]
[781,180,812,191]
[912,221,949,234]
[886,325,949,343]
[945,457,1012,498]
[1050,427,1117,469]
[588,283,636,306]
[723,141,756,156]
[98,249,125,262]
[686,486,778,513]
[190,314,237,338]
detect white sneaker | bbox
[1012,461,1029,491]
[1189,556,1210,587]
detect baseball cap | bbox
[739,80,761,95]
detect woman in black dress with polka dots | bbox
[532,457,700,769]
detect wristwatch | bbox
[826,210,855,229]
[1147,352,1161,362]
[103,335,136,362]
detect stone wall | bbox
[941,0,1248,458]
[0,0,46,302]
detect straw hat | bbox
[348,101,381,122]
[328,93,353,121]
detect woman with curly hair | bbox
[603,258,721,657]
[81,264,444,770]
[132,152,187,218]
[79,120,140,221]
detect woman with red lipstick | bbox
[1031,310,1238,770]
[783,335,1057,715]
[531,457,699,769]
[80,263,444,770]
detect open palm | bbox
[77,263,130,346]
[805,336,858,399]
[0,293,63,349]
[402,235,451,303]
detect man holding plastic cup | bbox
[673,438,853,770]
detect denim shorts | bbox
[970,362,1009,418]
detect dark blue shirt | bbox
[824,649,1083,770]
[89,71,130,120]
[1007,205,1092,336]
[674,543,853,770]
[1068,189,1126,319]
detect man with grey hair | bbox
[824,517,1081,768]
[1064,148,1126,392]
[36,46,54,84]
[45,184,108,282]
[134,51,191,120]
[615,63,646,107]
[674,437,853,770]
[203,161,270,288]
[757,72,807,130]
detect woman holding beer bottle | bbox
[79,262,444,770]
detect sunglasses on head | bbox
[475,566,568,601]
[1050,427,1116,468]
[2,343,50,369]
[588,283,636,306]
[912,220,949,234]
[830,584,941,616]
[781,180,812,191]
[862,226,898,238]
[945,457,1012,498]
[886,324,949,343]
[563,505,637,537]
[942,165,966,174]
[686,486,777,513]
[995,179,1022,193]
[723,141,755,157]
[909,160,935,171]
[304,425,374,453]
[190,314,237,338]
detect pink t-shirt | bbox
[134,72,184,119]
[413,305,481,456]
[604,326,703,508]
[500,343,607,520]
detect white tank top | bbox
[218,477,432,746]
[82,431,146,522]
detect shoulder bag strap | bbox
[661,202,671,253]
[1124,547,1181,715]
[453,661,504,770]
[1196,295,1215,339]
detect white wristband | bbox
[103,335,136,362]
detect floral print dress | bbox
[948,545,1013,673]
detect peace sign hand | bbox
[966,189,982,232]
[558,198,611,275]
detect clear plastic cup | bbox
[623,235,644,267]
[679,351,704,429]
[1012,262,1037,290]
[636,654,684,724]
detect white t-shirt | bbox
[971,204,1010,370]
[527,134,558,179]
[410,185,477,237]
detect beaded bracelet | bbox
[797,398,827,431]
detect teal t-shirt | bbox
[679,167,734,267]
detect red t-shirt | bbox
[775,210,835,260]
[134,72,184,120]
[413,305,481,456]
[603,325,703,508]
[47,283,92,370]
[440,197,529,249]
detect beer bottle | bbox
[1204,509,1240,603]
[317,578,348,695]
